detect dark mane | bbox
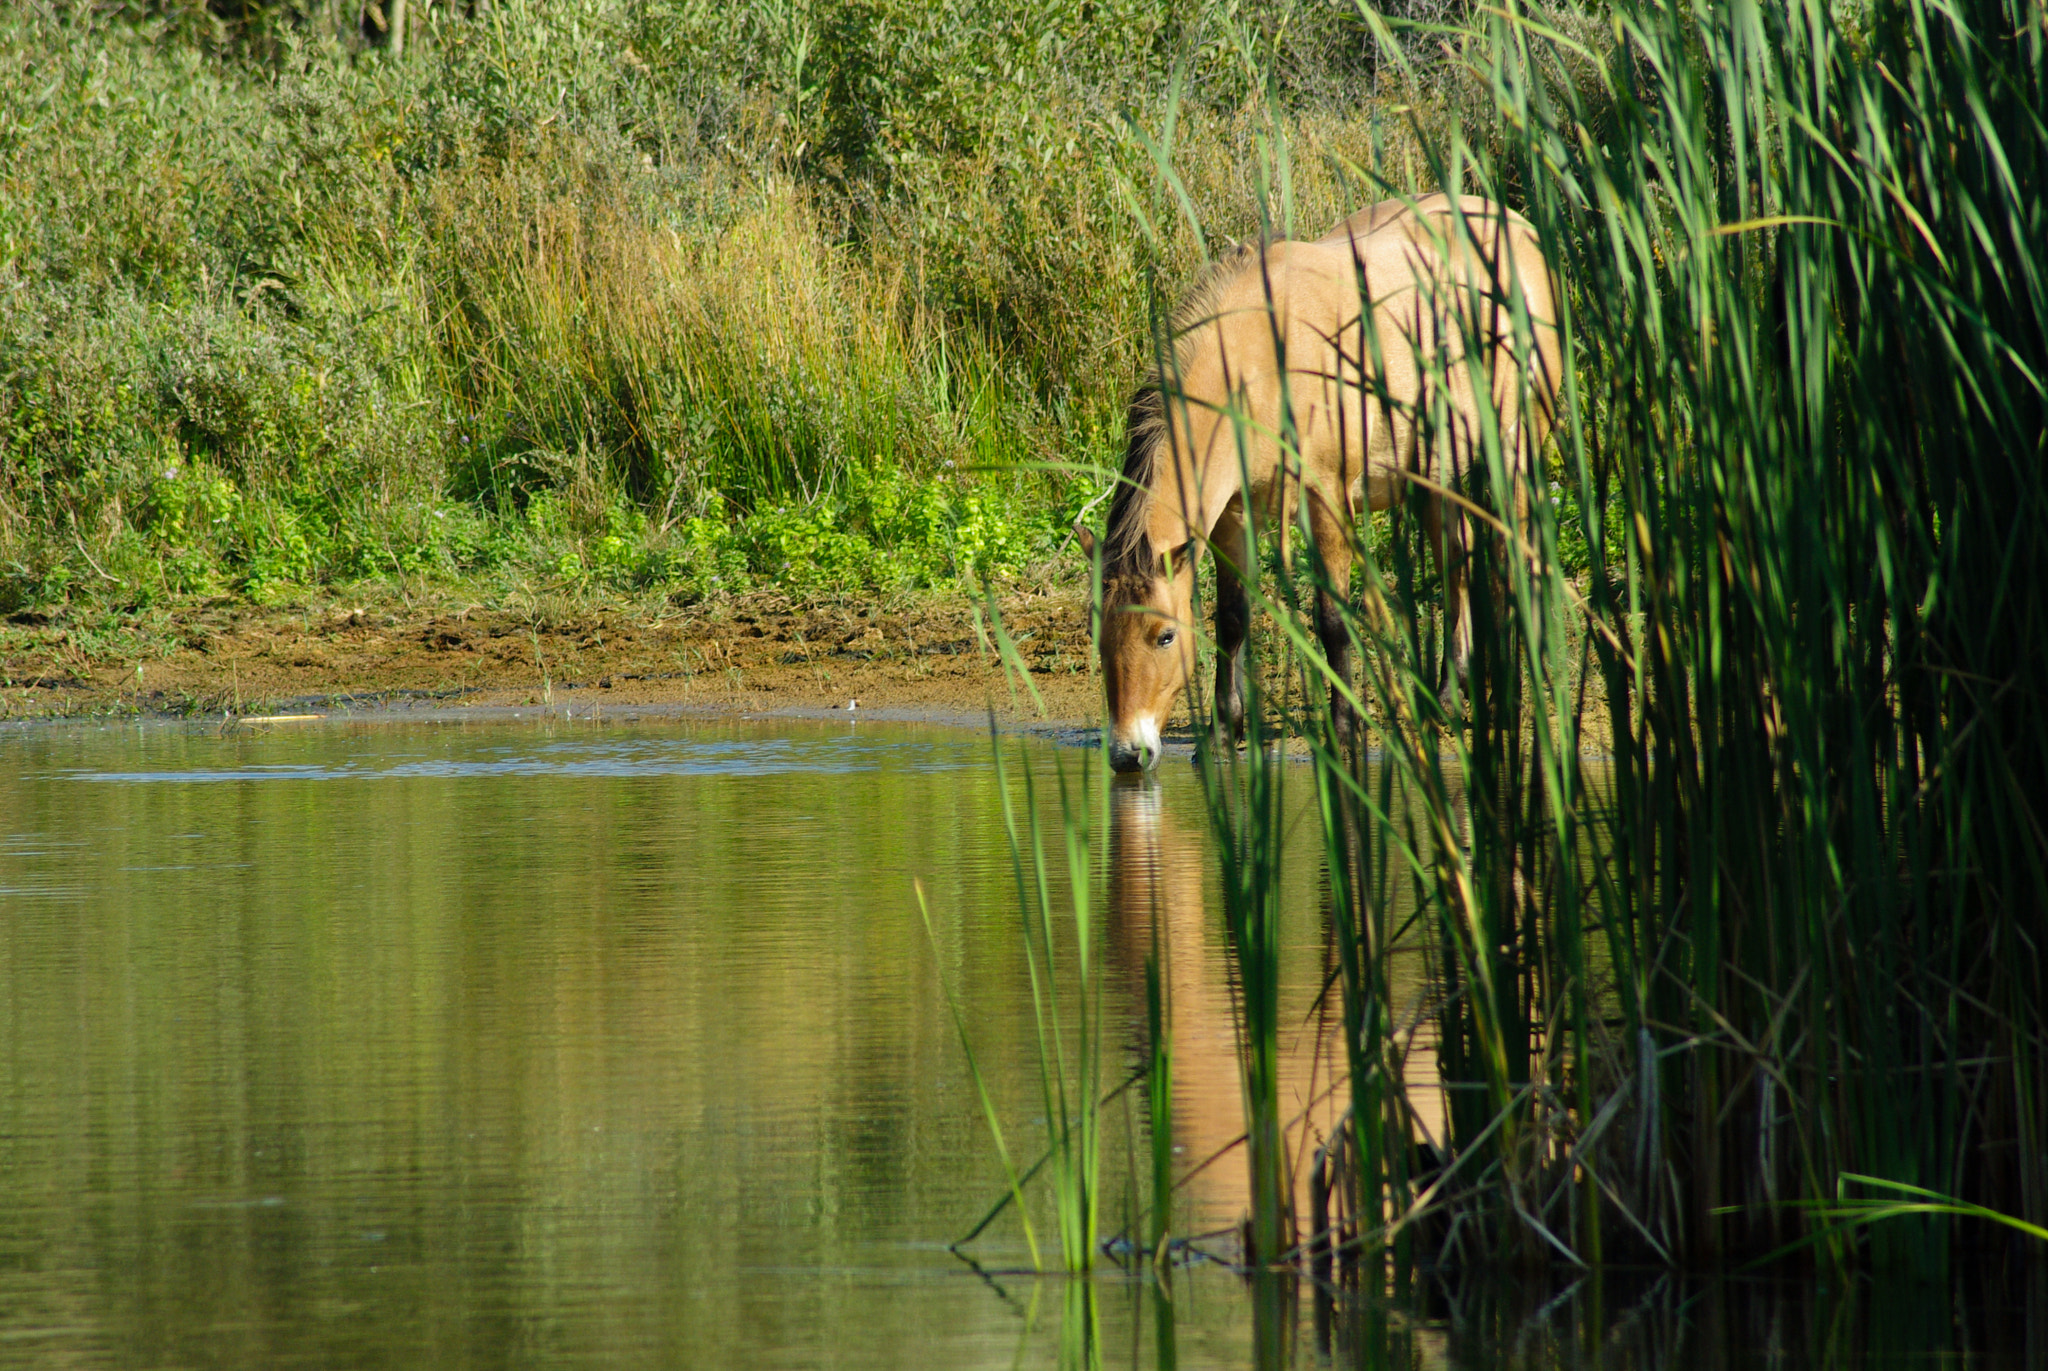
[1103,386,1167,579]
[1102,243,1260,580]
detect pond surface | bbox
[0,716,2036,1369]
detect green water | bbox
[0,716,1314,1367]
[0,716,2036,1369]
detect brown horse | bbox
[1075,194,1561,772]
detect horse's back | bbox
[1154,194,1558,535]
[1175,195,1550,358]
[1312,194,1551,306]
[1206,195,1554,375]
[1304,194,1559,413]
[1317,193,1527,239]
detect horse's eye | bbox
[1157,629,1176,649]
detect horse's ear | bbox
[1162,539,1197,576]
[1073,524,1099,561]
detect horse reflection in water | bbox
[1106,778,1446,1257]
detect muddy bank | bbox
[0,588,1104,727]
[0,588,1610,757]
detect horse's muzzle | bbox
[1107,716,1163,773]
[1107,741,1151,773]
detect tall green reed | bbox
[1192,670,1296,1266]
[1123,49,1313,1271]
[1131,0,2046,1273]
[1145,915,1177,1265]
[923,735,1113,1274]
[999,740,1109,1272]
[1466,0,2046,1268]
[929,711,1116,1275]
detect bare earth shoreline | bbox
[0,589,1106,734]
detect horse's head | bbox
[1077,526,1197,772]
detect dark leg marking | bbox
[1213,555,1250,742]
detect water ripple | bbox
[56,733,979,784]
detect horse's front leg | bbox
[1308,493,1360,749]
[1210,506,1251,744]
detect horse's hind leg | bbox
[1210,505,1252,744]
[1424,493,1473,708]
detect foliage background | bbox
[0,0,1456,616]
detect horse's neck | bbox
[1145,429,1236,549]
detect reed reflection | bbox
[1106,777,1344,1252]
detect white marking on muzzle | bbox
[1133,713,1162,767]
